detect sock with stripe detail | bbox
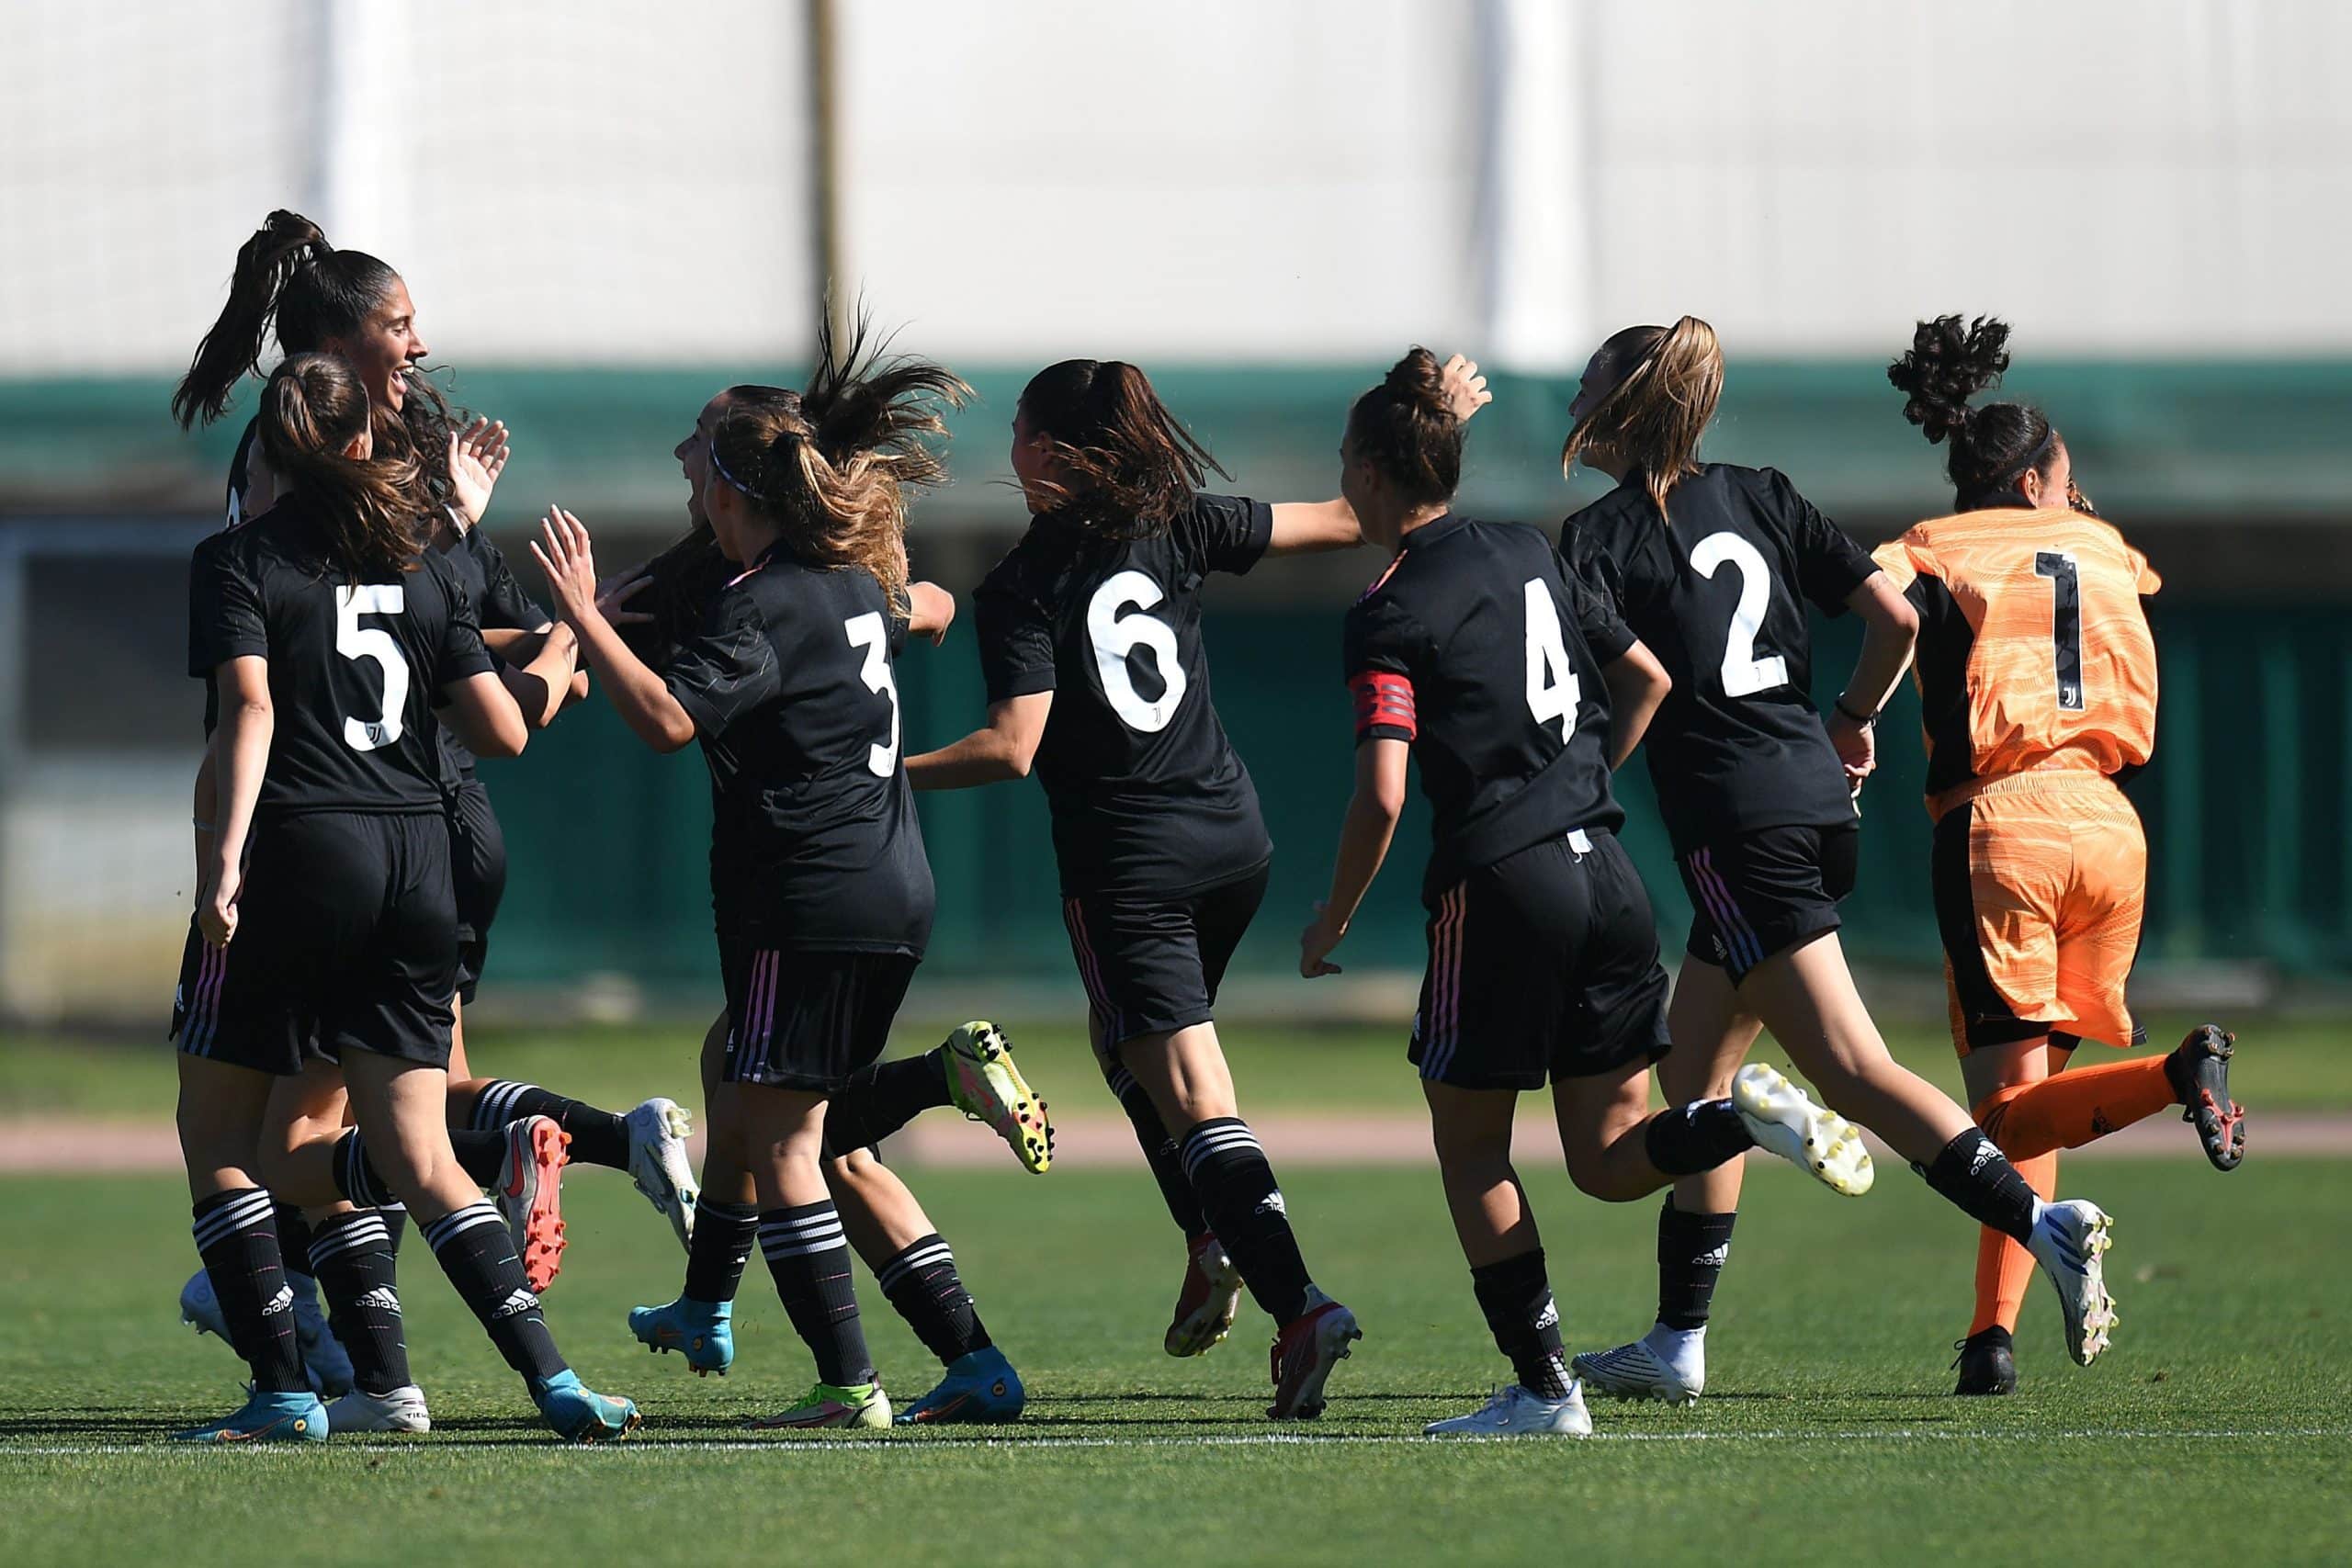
[1656,1199,1737,1331]
[1642,1100,1753,1176]
[334,1128,509,1208]
[307,1209,411,1394]
[470,1080,629,1171]
[1470,1247,1572,1399]
[1179,1117,1312,1325]
[683,1198,760,1303]
[876,1232,991,1365]
[191,1187,307,1393]
[424,1201,566,1382]
[820,1055,953,1156]
[380,1204,408,1258]
[760,1201,872,1386]
[1107,1060,1206,1235]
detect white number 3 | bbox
[844,612,900,776]
[1523,578,1580,739]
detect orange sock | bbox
[1974,1055,2178,1161]
[1970,1149,2058,1335]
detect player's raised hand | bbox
[198,868,241,949]
[531,506,603,625]
[596,569,657,626]
[448,418,513,525]
[1440,354,1492,423]
[1299,901,1346,978]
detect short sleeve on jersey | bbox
[974,569,1058,704]
[1343,592,1419,744]
[2130,547,2163,597]
[1869,534,1931,592]
[1760,468,1876,614]
[475,537,552,632]
[665,586,785,738]
[1562,558,1637,663]
[1179,493,1274,578]
[192,536,268,672]
[434,570,498,690]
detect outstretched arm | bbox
[906,694,1052,790]
[1299,739,1409,977]
[1265,355,1493,557]
[533,507,699,753]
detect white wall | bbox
[5,0,2347,374]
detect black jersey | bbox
[189,494,495,816]
[974,493,1275,898]
[431,525,552,782]
[663,545,935,955]
[1562,465,1876,855]
[1345,515,1631,904]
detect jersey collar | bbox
[1400,512,1467,551]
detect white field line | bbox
[3,1427,2345,1458]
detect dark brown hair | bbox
[1887,314,2062,510]
[1561,315,1723,517]
[620,382,790,669]
[255,354,425,581]
[1345,347,1461,508]
[1016,360,1229,538]
[706,320,966,615]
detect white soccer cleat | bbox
[182,1268,353,1396]
[1571,1335,1702,1405]
[180,1269,229,1340]
[2027,1200,2118,1366]
[1165,1233,1245,1357]
[625,1098,700,1252]
[325,1383,432,1434]
[1731,1064,1874,1196]
[1424,1382,1593,1438]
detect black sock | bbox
[1470,1247,1572,1398]
[274,1203,317,1285]
[191,1188,306,1393]
[1642,1100,1754,1176]
[683,1198,760,1303]
[760,1201,872,1386]
[423,1201,566,1382]
[336,1129,511,1207]
[1656,1198,1736,1331]
[821,1054,954,1156]
[1180,1118,1312,1324]
[1916,1128,2039,1244]
[308,1210,411,1394]
[472,1080,629,1171]
[1108,1061,1206,1236]
[876,1233,991,1365]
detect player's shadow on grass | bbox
[0,1414,187,1438]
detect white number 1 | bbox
[844,612,900,776]
[334,584,409,751]
[1523,578,1580,740]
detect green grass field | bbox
[1,1152,2346,1565]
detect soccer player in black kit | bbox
[535,328,968,1429]
[177,354,637,1442]
[907,354,1491,1418]
[1554,319,2121,1400]
[1297,351,1869,1437]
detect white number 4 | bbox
[1523,578,1580,739]
[334,583,409,751]
[844,611,901,776]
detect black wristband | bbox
[1833,695,1877,725]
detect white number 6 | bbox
[1087,570,1188,732]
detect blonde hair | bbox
[1561,314,1724,518]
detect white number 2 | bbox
[844,612,900,776]
[334,583,410,751]
[1689,531,1789,697]
[1523,578,1580,739]
[1087,570,1188,732]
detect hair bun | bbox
[1888,314,2012,446]
[1382,346,1447,412]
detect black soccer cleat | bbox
[2164,1024,2245,1172]
[1951,1326,2017,1397]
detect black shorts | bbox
[1678,822,1860,984]
[446,777,508,1005]
[1409,829,1671,1090]
[719,939,920,1093]
[1059,863,1270,1048]
[170,811,458,1075]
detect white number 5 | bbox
[1689,532,1789,697]
[1523,578,1580,739]
[335,584,409,751]
[844,612,900,776]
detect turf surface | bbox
[1,1156,2345,1565]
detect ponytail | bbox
[1016,359,1229,538]
[254,354,425,582]
[173,211,330,429]
[1345,346,1462,507]
[1561,315,1723,518]
[1887,314,2059,510]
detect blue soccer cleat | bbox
[171,1386,330,1444]
[628,1296,733,1376]
[895,1346,1026,1426]
[532,1370,641,1442]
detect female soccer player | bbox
[534,330,985,1429]
[1878,315,2243,1397]
[1557,317,2123,1400]
[904,355,1487,1419]
[180,353,636,1442]
[1296,350,1869,1437]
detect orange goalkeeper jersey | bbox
[1871,506,2160,803]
